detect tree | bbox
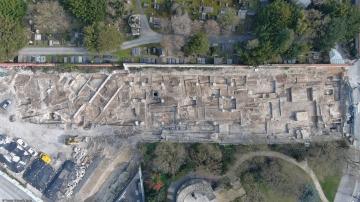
[314,17,346,51]
[273,28,295,53]
[84,23,123,53]
[146,173,165,191]
[236,40,273,65]
[171,12,192,36]
[237,173,265,202]
[204,20,220,36]
[0,0,26,21]
[217,8,237,31]
[189,144,223,174]
[161,35,185,56]
[255,0,304,36]
[97,24,123,52]
[152,143,186,175]
[0,16,26,60]
[33,1,71,34]
[63,0,106,25]
[107,0,125,19]
[84,23,98,52]
[313,0,360,51]
[283,42,310,59]
[184,32,209,56]
[191,20,204,33]
[298,184,320,202]
[305,9,329,43]
[236,0,310,65]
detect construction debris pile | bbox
[0,66,347,143]
[66,146,91,196]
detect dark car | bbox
[0,99,11,110]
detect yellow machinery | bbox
[65,135,81,145]
[40,153,51,164]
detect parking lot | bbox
[0,135,38,173]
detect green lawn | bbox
[113,49,131,61]
[259,183,297,202]
[320,175,341,202]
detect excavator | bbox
[65,135,82,145]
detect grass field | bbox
[320,175,341,202]
[238,157,317,202]
[114,49,131,61]
[261,186,297,202]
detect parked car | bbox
[0,135,12,145]
[0,99,11,110]
[28,148,38,157]
[16,138,28,148]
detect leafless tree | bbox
[161,35,185,56]
[192,20,204,34]
[33,1,71,34]
[190,144,223,174]
[204,20,220,36]
[171,13,192,36]
[159,17,171,34]
[152,142,187,175]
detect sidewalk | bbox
[0,170,42,202]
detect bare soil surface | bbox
[76,146,132,201]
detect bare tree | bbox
[190,144,223,174]
[204,20,220,36]
[33,1,71,34]
[159,17,171,34]
[191,20,204,34]
[161,35,185,56]
[152,142,187,175]
[171,13,192,36]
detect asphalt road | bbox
[120,0,163,50]
[349,61,360,146]
[334,60,360,202]
[335,174,360,202]
[121,15,163,50]
[18,47,89,55]
[0,174,32,201]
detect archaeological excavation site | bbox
[0,65,349,144]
